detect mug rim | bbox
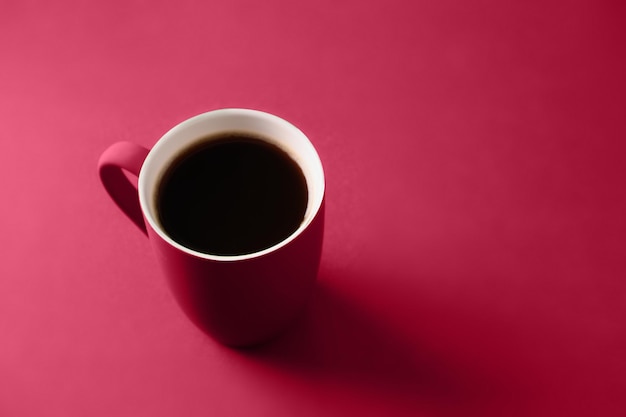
[137,108,325,262]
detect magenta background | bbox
[1,1,625,416]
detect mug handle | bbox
[98,142,150,236]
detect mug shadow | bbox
[236,267,501,412]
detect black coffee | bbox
[156,133,308,256]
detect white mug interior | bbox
[138,108,325,261]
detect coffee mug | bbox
[98,109,325,347]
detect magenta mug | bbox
[98,109,325,347]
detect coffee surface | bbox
[157,133,308,256]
